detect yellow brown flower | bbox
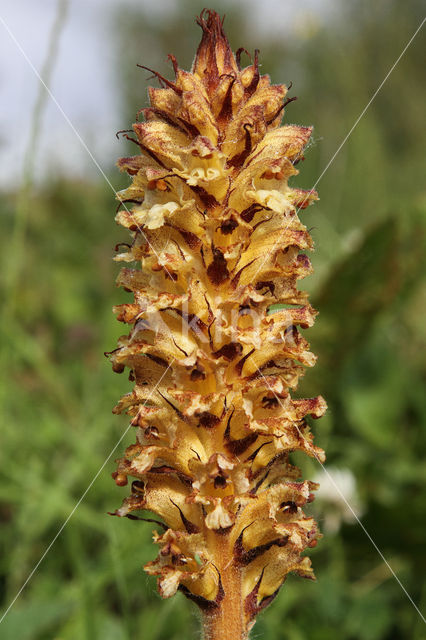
[108,9,326,639]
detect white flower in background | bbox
[314,467,364,533]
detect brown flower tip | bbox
[193,9,238,94]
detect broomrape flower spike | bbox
[108,9,326,640]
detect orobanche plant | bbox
[107,9,326,640]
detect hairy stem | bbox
[203,532,246,640]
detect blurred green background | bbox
[1,1,425,639]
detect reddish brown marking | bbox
[207,248,229,285]
[244,566,265,621]
[137,63,183,95]
[235,47,250,70]
[225,432,258,457]
[227,122,253,168]
[167,53,179,75]
[190,368,206,381]
[219,217,238,234]
[235,348,255,375]
[212,342,243,361]
[190,184,219,209]
[145,353,169,368]
[197,412,221,429]
[245,49,260,97]
[231,258,257,288]
[240,203,265,222]
[217,74,236,125]
[179,585,218,611]
[236,536,289,566]
[170,498,200,533]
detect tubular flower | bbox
[108,10,326,640]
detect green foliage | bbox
[1,1,425,638]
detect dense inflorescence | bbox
[108,10,326,638]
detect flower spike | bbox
[108,9,326,640]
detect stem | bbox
[202,532,248,640]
